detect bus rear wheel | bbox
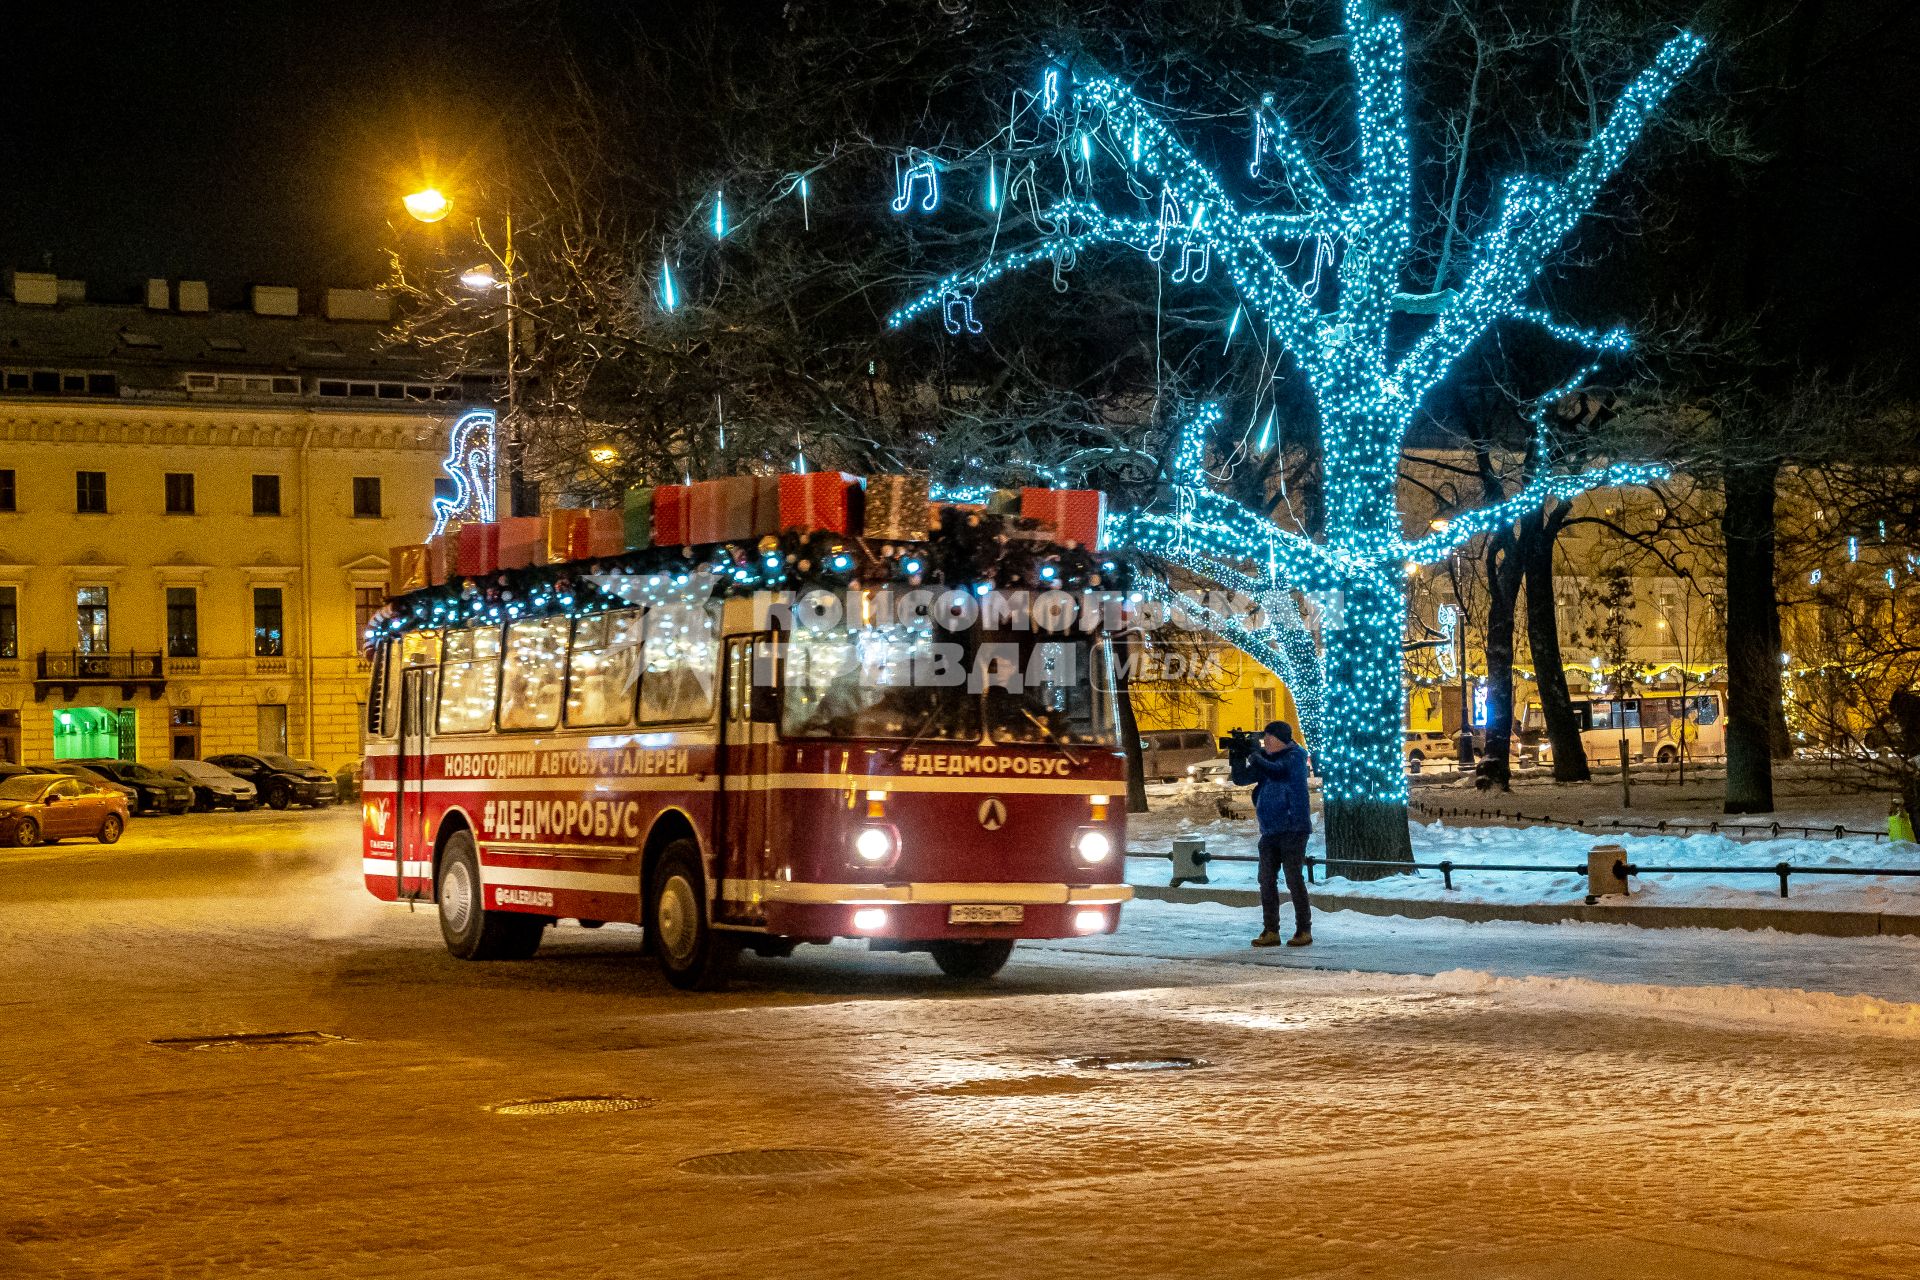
[648,840,737,991]
[437,830,545,961]
[929,939,1015,982]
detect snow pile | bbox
[1423,967,1920,1039]
[1125,810,1920,913]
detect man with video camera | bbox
[1225,721,1313,948]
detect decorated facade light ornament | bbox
[430,409,498,536]
[887,3,1701,841]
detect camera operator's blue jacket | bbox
[1230,745,1312,835]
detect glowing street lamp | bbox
[403,188,451,224]
[459,263,500,291]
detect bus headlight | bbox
[852,908,889,932]
[851,825,899,869]
[1073,828,1113,866]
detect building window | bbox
[252,474,282,516]
[352,476,383,518]
[166,587,199,658]
[0,586,16,659]
[77,587,110,653]
[164,472,196,515]
[253,587,285,657]
[76,470,107,514]
[0,468,15,512]
[354,587,385,649]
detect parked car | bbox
[1186,758,1234,787]
[155,760,257,811]
[204,753,339,810]
[43,763,140,809]
[77,759,194,815]
[1138,729,1221,782]
[0,773,129,847]
[0,761,41,781]
[1404,730,1452,767]
[334,759,362,804]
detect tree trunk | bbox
[1114,632,1150,815]
[1518,505,1590,781]
[1477,532,1523,790]
[1722,456,1780,813]
[1318,571,1415,877]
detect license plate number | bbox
[948,904,1024,925]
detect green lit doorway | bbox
[54,706,136,761]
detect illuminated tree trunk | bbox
[1318,570,1415,877]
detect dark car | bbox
[204,753,339,810]
[78,760,195,815]
[155,759,257,811]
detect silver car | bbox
[157,760,258,812]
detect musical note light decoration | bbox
[888,2,1700,849]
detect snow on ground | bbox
[1126,805,1920,913]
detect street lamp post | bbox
[405,188,528,520]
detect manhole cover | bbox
[488,1096,655,1116]
[149,1031,346,1052]
[1056,1055,1210,1072]
[676,1148,861,1177]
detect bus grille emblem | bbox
[978,798,1007,831]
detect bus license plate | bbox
[949,904,1024,925]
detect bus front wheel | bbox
[648,840,737,991]
[437,830,545,961]
[929,939,1014,982]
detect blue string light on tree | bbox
[887,0,1702,861]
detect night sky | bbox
[0,2,533,306]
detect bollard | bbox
[1585,843,1630,905]
[1170,837,1210,888]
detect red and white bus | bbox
[361,586,1131,988]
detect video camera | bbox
[1218,728,1261,755]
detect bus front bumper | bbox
[752,882,1133,942]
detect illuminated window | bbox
[637,604,718,724]
[0,586,16,659]
[565,609,644,728]
[253,588,284,657]
[436,628,502,734]
[499,617,569,730]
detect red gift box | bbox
[425,531,454,586]
[1020,488,1107,549]
[387,544,430,597]
[587,509,625,557]
[652,485,692,546]
[457,522,499,576]
[497,516,544,569]
[778,472,862,535]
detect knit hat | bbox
[1263,721,1294,743]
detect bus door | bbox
[397,664,435,900]
[717,634,777,923]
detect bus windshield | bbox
[987,638,1118,746]
[781,624,980,741]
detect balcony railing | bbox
[34,650,167,700]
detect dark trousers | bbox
[1258,831,1311,934]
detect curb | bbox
[1129,883,1920,939]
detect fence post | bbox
[1170,838,1210,888]
[1440,859,1454,891]
[1586,843,1630,905]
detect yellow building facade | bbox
[0,276,465,772]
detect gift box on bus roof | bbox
[587,508,625,558]
[1020,487,1107,550]
[622,486,654,550]
[457,522,500,576]
[387,544,430,597]
[778,471,863,536]
[864,474,930,540]
[496,515,545,569]
[544,508,592,564]
[425,530,455,585]
[689,475,781,544]
[652,484,691,546]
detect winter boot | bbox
[1250,930,1282,948]
[1285,931,1313,947]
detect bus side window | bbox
[499,617,569,731]
[438,627,502,734]
[637,604,718,725]
[1694,694,1720,726]
[565,609,643,728]
[365,640,395,739]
